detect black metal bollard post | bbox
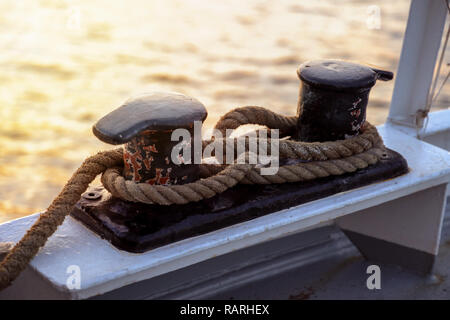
[295,59,393,142]
[92,92,207,185]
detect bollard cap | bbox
[297,59,393,92]
[93,92,207,145]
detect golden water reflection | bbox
[0,0,448,222]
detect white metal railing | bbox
[388,0,448,130]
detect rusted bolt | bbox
[295,59,393,142]
[93,92,207,185]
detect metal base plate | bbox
[70,148,408,253]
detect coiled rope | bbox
[0,106,387,290]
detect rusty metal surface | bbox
[123,129,198,185]
[93,92,207,184]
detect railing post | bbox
[388,0,447,128]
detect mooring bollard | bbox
[93,92,207,185]
[295,59,393,142]
[69,61,408,255]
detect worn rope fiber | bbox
[202,123,381,161]
[214,106,298,137]
[101,161,254,206]
[102,146,384,205]
[0,148,123,290]
[199,146,385,185]
[0,106,386,290]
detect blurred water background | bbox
[0,0,449,223]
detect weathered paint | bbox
[122,129,197,185]
[295,60,393,142]
[93,92,207,185]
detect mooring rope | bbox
[101,147,383,205]
[203,122,381,161]
[213,106,298,137]
[0,148,123,290]
[0,106,387,290]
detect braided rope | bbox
[198,146,385,184]
[241,147,384,184]
[101,162,253,205]
[0,148,123,290]
[214,106,297,136]
[0,106,386,291]
[202,122,381,161]
[101,145,385,204]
